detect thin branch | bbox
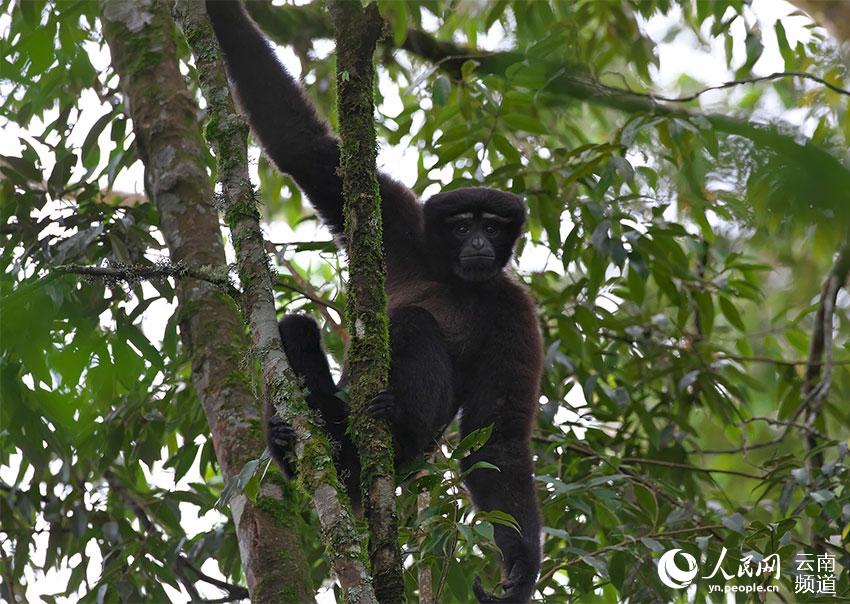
[600,328,850,368]
[737,417,827,440]
[639,71,850,103]
[619,457,764,480]
[177,558,250,602]
[266,239,336,250]
[686,414,831,455]
[58,262,239,299]
[277,256,345,335]
[690,437,787,456]
[174,562,204,603]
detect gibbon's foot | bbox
[472,561,535,603]
[366,389,396,421]
[268,414,296,450]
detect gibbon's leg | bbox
[458,353,541,604]
[266,315,361,503]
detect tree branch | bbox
[794,242,850,471]
[538,524,724,584]
[619,457,764,480]
[328,2,404,602]
[632,70,850,103]
[57,261,239,298]
[275,256,346,339]
[177,557,250,603]
[175,1,377,601]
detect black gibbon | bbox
[207,3,543,602]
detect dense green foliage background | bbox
[1,0,848,602]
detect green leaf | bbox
[718,296,745,330]
[432,76,451,106]
[634,483,657,526]
[451,425,493,459]
[474,510,520,532]
[502,112,546,135]
[608,550,627,591]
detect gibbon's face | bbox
[423,187,526,283]
[446,211,516,282]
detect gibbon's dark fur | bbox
[207,3,543,602]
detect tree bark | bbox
[172,1,379,602]
[99,1,312,602]
[328,2,404,603]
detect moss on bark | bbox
[329,2,404,603]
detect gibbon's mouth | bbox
[459,254,496,264]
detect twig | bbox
[619,457,764,480]
[689,415,830,455]
[58,262,239,299]
[277,254,348,344]
[600,328,850,368]
[278,257,345,327]
[690,437,786,456]
[267,239,335,249]
[737,417,826,440]
[641,71,850,103]
[177,558,250,602]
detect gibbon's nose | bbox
[471,235,485,250]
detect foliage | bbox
[1,0,849,602]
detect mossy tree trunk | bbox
[99,1,312,602]
[328,2,404,603]
[174,1,380,602]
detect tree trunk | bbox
[172,1,380,602]
[328,2,404,603]
[99,1,312,601]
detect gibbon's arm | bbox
[206,1,424,261]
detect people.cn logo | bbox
[657,549,699,589]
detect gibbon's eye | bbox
[454,223,470,235]
[484,223,499,235]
